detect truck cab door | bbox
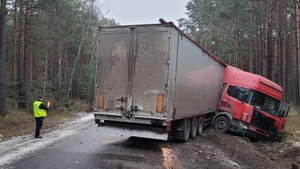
[278,102,290,117]
[276,102,290,131]
[219,85,249,119]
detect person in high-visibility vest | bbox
[33,95,48,138]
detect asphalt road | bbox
[1,113,294,169]
[1,114,179,169]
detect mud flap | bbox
[170,119,190,142]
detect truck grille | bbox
[251,110,277,133]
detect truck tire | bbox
[214,116,229,132]
[197,117,204,135]
[183,119,190,142]
[190,118,197,139]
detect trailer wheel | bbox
[197,117,204,135]
[190,118,197,139]
[214,116,229,132]
[183,119,190,142]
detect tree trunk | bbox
[235,16,241,68]
[265,0,273,80]
[43,51,48,94]
[29,37,32,83]
[67,5,93,97]
[58,40,62,88]
[23,0,30,94]
[17,0,26,108]
[12,0,17,96]
[249,1,254,73]
[67,31,86,97]
[292,6,297,102]
[282,30,287,101]
[64,46,67,81]
[43,27,48,94]
[295,0,300,103]
[274,0,281,84]
[0,0,6,116]
[257,0,262,75]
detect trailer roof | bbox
[158,19,227,68]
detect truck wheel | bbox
[214,116,229,132]
[190,118,197,139]
[183,119,190,142]
[197,117,204,135]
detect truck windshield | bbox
[250,91,280,116]
[227,85,281,116]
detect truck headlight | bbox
[238,123,248,130]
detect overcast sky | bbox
[101,0,190,26]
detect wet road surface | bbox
[2,115,180,169]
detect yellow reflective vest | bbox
[33,101,47,117]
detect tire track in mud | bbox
[170,128,289,169]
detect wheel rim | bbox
[217,121,226,129]
[198,117,203,135]
[190,118,197,139]
[184,120,190,141]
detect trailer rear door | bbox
[96,26,170,117]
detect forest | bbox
[0,0,300,116]
[178,0,300,106]
[0,0,118,116]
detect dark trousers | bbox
[35,117,44,137]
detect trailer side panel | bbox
[172,31,224,119]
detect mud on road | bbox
[171,127,300,169]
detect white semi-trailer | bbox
[94,20,226,142]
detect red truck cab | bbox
[214,66,290,138]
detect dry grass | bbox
[285,107,300,134]
[1,101,299,142]
[0,100,88,142]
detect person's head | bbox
[37,95,44,101]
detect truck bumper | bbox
[94,112,168,140]
[229,119,271,137]
[229,120,248,135]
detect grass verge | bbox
[0,100,89,142]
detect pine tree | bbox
[0,0,6,116]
